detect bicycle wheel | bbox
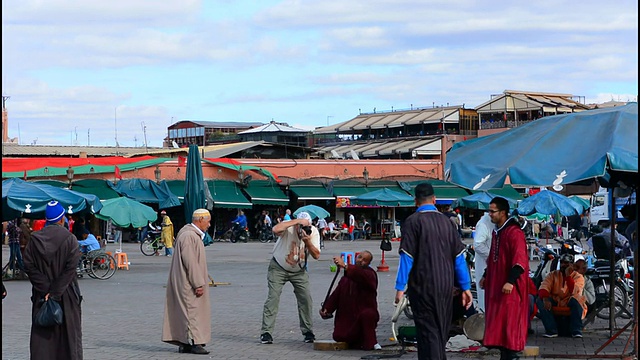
[595,282,628,319]
[258,232,268,243]
[141,239,157,256]
[90,254,116,280]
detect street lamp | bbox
[66,166,74,189]
[154,165,162,183]
[363,167,369,186]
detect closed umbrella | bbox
[184,144,206,224]
[183,145,214,246]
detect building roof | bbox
[314,136,442,159]
[238,121,308,134]
[475,90,590,113]
[169,120,264,129]
[1,143,157,157]
[313,106,464,134]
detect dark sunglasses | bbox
[488,209,501,214]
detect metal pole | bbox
[608,189,616,334]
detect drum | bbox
[462,313,485,341]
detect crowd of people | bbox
[3,187,636,360]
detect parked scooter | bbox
[587,256,632,319]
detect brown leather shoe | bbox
[190,345,210,355]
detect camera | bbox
[300,225,312,236]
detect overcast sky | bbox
[2,0,637,147]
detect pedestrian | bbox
[260,211,321,345]
[162,208,212,355]
[23,200,83,360]
[71,216,86,242]
[473,211,495,313]
[320,250,381,350]
[283,209,292,221]
[479,197,529,360]
[348,212,356,241]
[456,208,464,238]
[19,218,33,253]
[6,218,24,272]
[160,210,174,256]
[536,253,587,338]
[394,183,472,360]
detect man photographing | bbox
[260,211,321,345]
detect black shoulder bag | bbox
[380,238,392,252]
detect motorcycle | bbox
[227,222,249,243]
[531,236,587,288]
[587,256,632,319]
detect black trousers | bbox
[409,291,451,360]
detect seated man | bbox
[327,220,340,240]
[78,230,102,255]
[587,222,631,259]
[320,251,381,350]
[536,254,587,338]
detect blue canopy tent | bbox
[444,103,638,338]
[2,178,103,221]
[107,179,181,209]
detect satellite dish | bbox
[330,150,342,159]
[172,141,179,148]
[350,149,360,160]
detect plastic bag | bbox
[34,298,64,327]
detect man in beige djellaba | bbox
[162,209,212,355]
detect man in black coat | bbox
[23,201,83,360]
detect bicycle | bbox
[140,233,165,256]
[76,250,117,280]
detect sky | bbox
[2,0,638,148]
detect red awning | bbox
[2,156,160,172]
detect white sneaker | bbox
[373,343,382,350]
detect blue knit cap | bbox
[45,201,65,223]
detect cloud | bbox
[1,0,637,148]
